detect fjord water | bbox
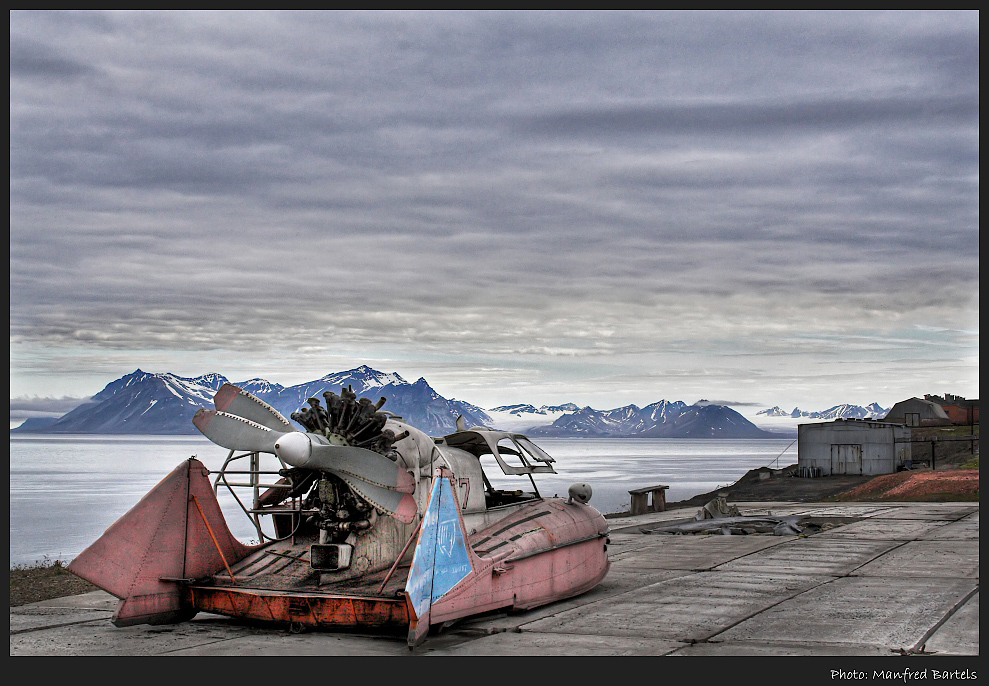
[9,434,796,567]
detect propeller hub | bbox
[274,432,313,467]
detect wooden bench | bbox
[628,485,669,515]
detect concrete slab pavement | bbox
[11,500,979,660]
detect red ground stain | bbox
[838,470,979,501]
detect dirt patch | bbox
[668,466,869,510]
[833,469,979,502]
[666,464,979,511]
[9,560,99,608]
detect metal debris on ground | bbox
[640,514,809,536]
[695,495,740,521]
[637,495,827,535]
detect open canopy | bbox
[441,429,557,476]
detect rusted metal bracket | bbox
[191,494,236,582]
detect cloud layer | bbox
[10,11,979,411]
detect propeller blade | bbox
[195,404,419,523]
[193,409,282,454]
[338,475,418,524]
[272,432,415,493]
[213,383,294,432]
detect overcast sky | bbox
[10,10,980,419]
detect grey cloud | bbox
[9,11,979,408]
[9,395,92,411]
[9,35,97,80]
[693,400,761,407]
[9,396,93,421]
[513,94,977,139]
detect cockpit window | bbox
[514,436,555,466]
[441,430,557,476]
[495,438,526,470]
[485,435,556,475]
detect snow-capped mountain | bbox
[237,378,285,396]
[757,406,792,417]
[491,403,544,415]
[643,404,777,438]
[17,366,492,436]
[756,403,889,420]
[259,366,492,436]
[485,402,582,432]
[864,402,889,417]
[25,369,232,434]
[527,400,778,438]
[490,403,581,416]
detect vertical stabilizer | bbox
[404,469,474,647]
[67,458,256,626]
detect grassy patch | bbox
[912,425,980,439]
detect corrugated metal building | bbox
[797,419,912,476]
[882,397,951,427]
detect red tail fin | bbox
[68,458,256,626]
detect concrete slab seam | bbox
[845,538,913,576]
[699,574,843,644]
[10,616,111,636]
[908,585,981,655]
[155,635,262,656]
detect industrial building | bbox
[882,397,952,427]
[797,419,912,476]
[924,394,980,426]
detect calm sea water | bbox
[9,434,796,567]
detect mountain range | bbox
[525,400,777,438]
[490,403,581,415]
[757,403,888,420]
[11,366,885,439]
[12,366,491,437]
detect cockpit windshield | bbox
[442,430,557,476]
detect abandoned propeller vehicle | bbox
[68,383,611,646]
